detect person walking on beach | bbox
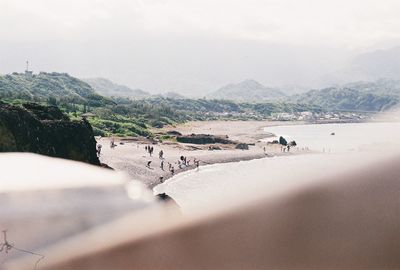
[160,160,164,170]
[145,145,148,152]
[110,139,116,149]
[159,150,164,159]
[96,144,102,157]
[194,159,200,170]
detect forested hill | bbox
[208,79,286,101]
[83,77,151,99]
[0,72,112,107]
[291,86,399,112]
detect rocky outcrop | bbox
[235,143,249,150]
[176,134,234,144]
[0,102,100,165]
[279,136,288,146]
[166,130,182,136]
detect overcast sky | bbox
[1,0,400,95]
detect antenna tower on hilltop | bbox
[25,60,33,76]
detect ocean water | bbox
[265,122,400,153]
[154,122,400,213]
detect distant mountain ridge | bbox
[342,79,400,97]
[208,79,286,101]
[83,78,151,99]
[318,46,400,86]
[160,91,186,99]
[0,72,110,106]
[290,80,400,112]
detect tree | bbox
[47,96,58,106]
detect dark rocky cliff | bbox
[0,102,100,165]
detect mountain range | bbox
[83,78,151,99]
[318,46,400,86]
[290,79,400,112]
[207,79,286,101]
[84,78,189,100]
[1,72,400,113]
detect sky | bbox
[1,0,400,95]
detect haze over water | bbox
[155,122,400,213]
[265,122,400,153]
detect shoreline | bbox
[99,120,311,188]
[148,150,307,189]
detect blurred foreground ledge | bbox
[1,152,400,270]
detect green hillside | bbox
[291,87,399,112]
[83,77,151,99]
[0,72,112,107]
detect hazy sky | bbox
[2,0,400,95]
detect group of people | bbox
[145,145,154,156]
[281,145,291,152]
[98,139,202,183]
[96,139,117,157]
[144,145,201,180]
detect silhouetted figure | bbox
[96,144,102,157]
[110,139,116,149]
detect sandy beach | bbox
[98,120,302,188]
